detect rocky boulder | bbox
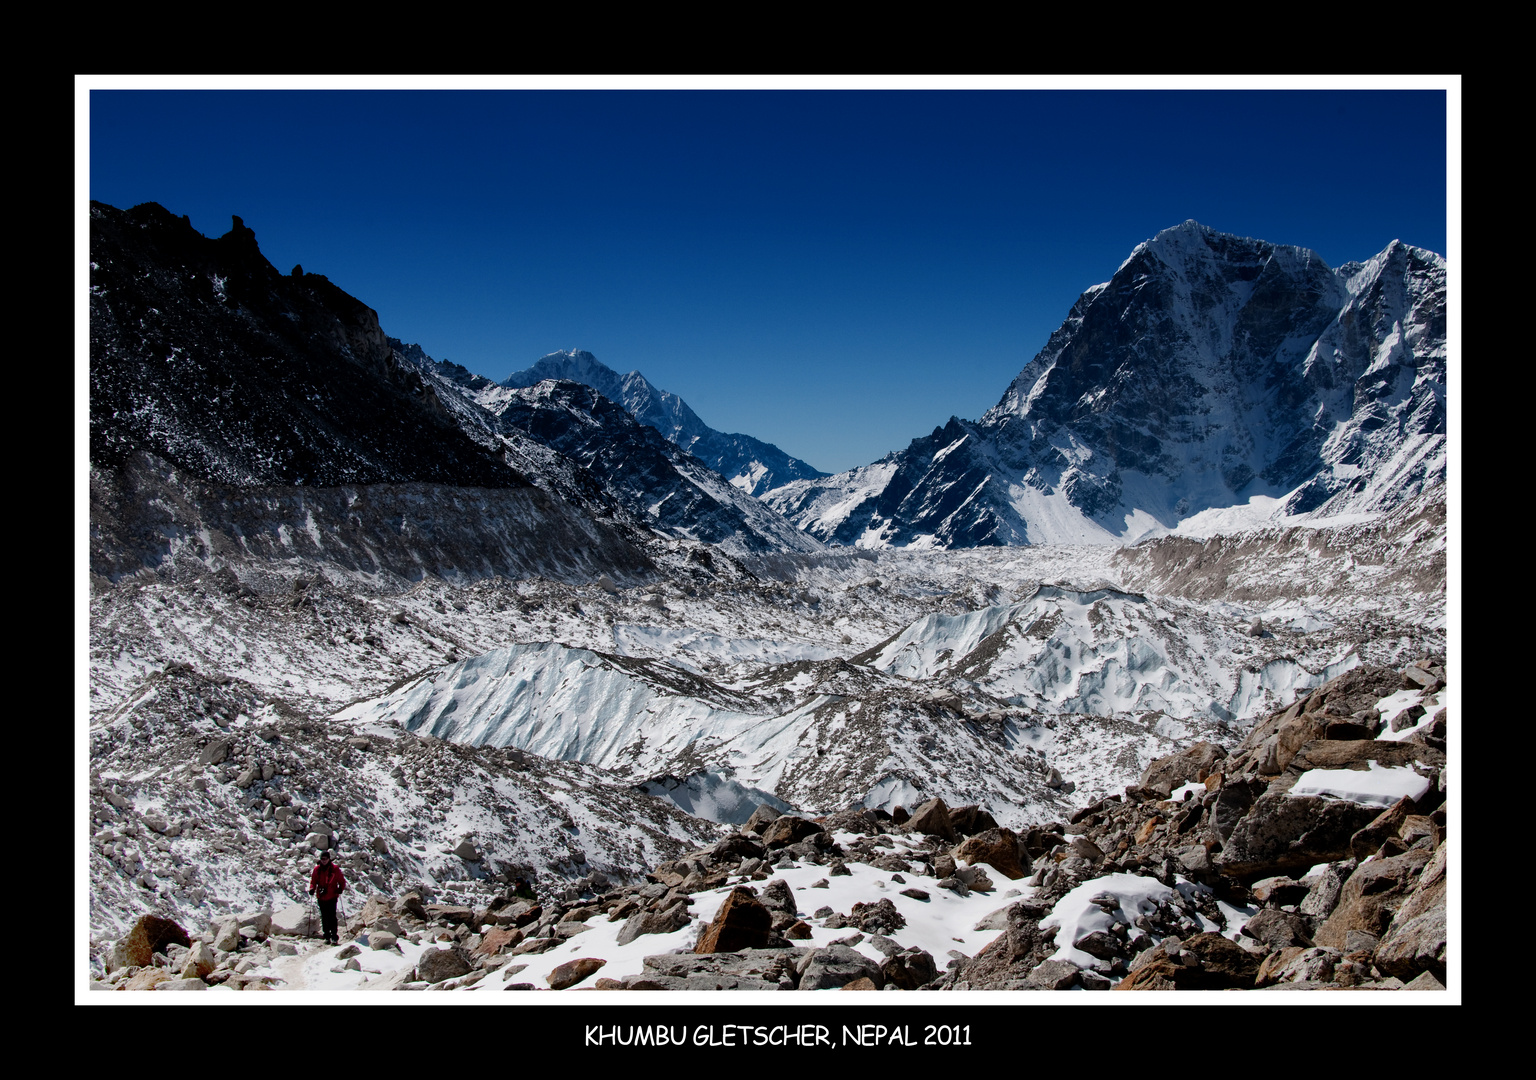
[695,887,772,953]
[1373,842,1447,983]
[548,956,606,990]
[1114,933,1260,991]
[416,944,474,984]
[903,797,956,840]
[798,944,883,991]
[950,899,1055,990]
[617,902,693,946]
[759,816,825,849]
[116,914,191,971]
[1314,846,1433,952]
[1138,741,1226,797]
[955,827,1027,880]
[1217,793,1384,878]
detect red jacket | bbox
[309,861,346,902]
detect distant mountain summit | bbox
[502,349,826,496]
[764,221,1446,547]
[466,377,824,554]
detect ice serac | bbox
[763,222,1447,548]
[502,349,826,496]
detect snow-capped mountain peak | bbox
[502,349,825,496]
[764,222,1446,549]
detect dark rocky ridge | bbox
[89,201,669,584]
[91,202,523,490]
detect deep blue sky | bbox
[85,82,1453,475]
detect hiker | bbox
[308,849,347,945]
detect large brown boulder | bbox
[1314,846,1433,951]
[1374,843,1448,983]
[695,887,772,953]
[118,915,191,970]
[473,926,523,957]
[744,804,782,835]
[548,957,606,990]
[903,797,956,840]
[1113,933,1260,991]
[759,815,825,849]
[955,827,1027,880]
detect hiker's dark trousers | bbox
[320,899,339,942]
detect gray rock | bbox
[1072,930,1123,960]
[615,904,692,946]
[1078,969,1113,990]
[799,945,883,991]
[1219,794,1383,878]
[212,919,242,952]
[1298,860,1356,920]
[1241,909,1314,950]
[271,903,318,937]
[199,738,235,766]
[416,945,474,984]
[1026,959,1080,990]
[1256,946,1342,986]
[159,978,208,990]
[642,947,804,990]
[759,877,797,915]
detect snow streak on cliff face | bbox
[763,223,1446,549]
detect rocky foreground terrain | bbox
[89,657,1448,992]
